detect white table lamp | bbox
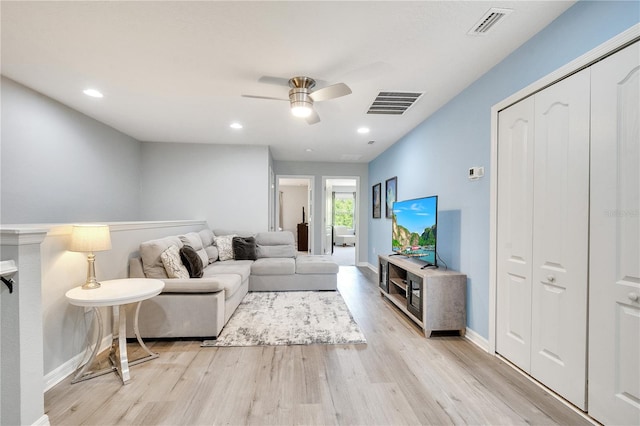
[70,224,112,289]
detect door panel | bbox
[531,67,590,409]
[324,181,332,254]
[496,96,535,372]
[589,41,640,426]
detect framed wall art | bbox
[385,176,397,218]
[372,183,381,219]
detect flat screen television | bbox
[391,195,438,266]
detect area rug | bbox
[201,291,367,347]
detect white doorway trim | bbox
[488,24,640,354]
[275,175,314,253]
[322,175,360,265]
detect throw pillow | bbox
[232,236,257,260]
[214,234,236,261]
[179,245,204,278]
[205,245,219,263]
[160,245,189,279]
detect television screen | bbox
[391,195,438,266]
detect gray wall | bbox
[273,160,368,264]
[139,142,270,233]
[0,77,142,224]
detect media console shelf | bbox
[378,254,466,337]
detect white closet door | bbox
[496,96,535,372]
[531,68,590,409]
[589,41,640,426]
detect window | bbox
[333,192,355,228]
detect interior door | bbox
[588,41,640,425]
[530,68,590,409]
[324,180,333,254]
[496,95,535,372]
[307,183,313,253]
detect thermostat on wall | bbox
[469,166,485,180]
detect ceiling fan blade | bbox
[305,109,321,125]
[309,82,352,102]
[257,76,291,87]
[241,94,288,101]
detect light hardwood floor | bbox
[45,266,592,425]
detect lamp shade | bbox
[69,224,112,253]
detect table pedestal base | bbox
[71,301,157,384]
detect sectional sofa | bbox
[128,229,339,338]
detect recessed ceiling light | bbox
[230,122,243,129]
[83,88,103,98]
[305,148,313,152]
[357,127,370,134]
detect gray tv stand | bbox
[378,254,467,337]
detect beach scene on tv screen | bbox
[392,197,437,264]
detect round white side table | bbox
[66,278,164,384]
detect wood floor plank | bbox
[45,266,593,425]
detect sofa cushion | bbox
[212,274,242,300]
[255,231,296,258]
[255,231,295,246]
[205,245,219,264]
[251,257,296,275]
[179,245,204,278]
[205,260,253,282]
[140,236,184,278]
[232,236,257,260]
[256,244,296,258]
[179,232,204,250]
[214,234,236,261]
[179,232,209,266]
[295,255,339,274]
[161,245,189,279]
[198,228,215,247]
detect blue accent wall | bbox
[368,0,639,338]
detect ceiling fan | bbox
[242,76,352,125]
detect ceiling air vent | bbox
[468,8,513,35]
[366,91,423,115]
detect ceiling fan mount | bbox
[242,75,351,125]
[288,76,317,118]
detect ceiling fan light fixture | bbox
[83,88,103,98]
[291,101,313,118]
[289,86,314,118]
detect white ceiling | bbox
[1,1,575,163]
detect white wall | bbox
[140,143,270,233]
[0,77,142,224]
[280,185,308,240]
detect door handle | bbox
[628,292,639,302]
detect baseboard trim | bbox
[44,334,112,392]
[32,414,50,426]
[364,262,377,274]
[497,354,598,425]
[464,327,489,352]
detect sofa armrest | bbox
[160,278,226,293]
[129,257,146,278]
